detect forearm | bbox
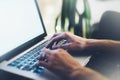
[85,39,120,55]
[69,67,109,80]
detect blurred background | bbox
[37,0,120,36]
[37,1,120,79]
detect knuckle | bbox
[64,32,68,36]
[53,33,58,36]
[52,48,64,57]
[53,52,59,57]
[50,57,54,61]
[63,32,70,38]
[53,49,63,56]
[58,48,64,52]
[51,37,55,41]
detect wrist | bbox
[69,67,94,80]
[69,67,109,80]
[85,39,103,53]
[69,66,85,80]
[85,39,117,54]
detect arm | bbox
[85,39,120,55]
[70,67,109,80]
[38,48,109,80]
[46,32,120,55]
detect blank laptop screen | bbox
[0,0,45,57]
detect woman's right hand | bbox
[46,32,87,52]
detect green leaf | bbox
[84,0,91,20]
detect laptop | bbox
[0,0,91,80]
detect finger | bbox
[52,43,72,50]
[39,51,46,58]
[41,48,55,58]
[38,61,51,68]
[48,33,61,44]
[41,48,62,57]
[39,48,53,59]
[51,33,60,39]
[41,48,53,55]
[46,34,66,48]
[39,48,49,60]
[45,53,53,61]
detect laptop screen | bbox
[0,0,46,57]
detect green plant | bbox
[55,0,91,38]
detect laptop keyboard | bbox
[8,41,47,74]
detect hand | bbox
[38,48,109,80]
[38,48,82,79]
[46,32,87,52]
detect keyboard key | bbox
[34,66,45,73]
[8,41,48,74]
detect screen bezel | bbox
[0,0,47,62]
